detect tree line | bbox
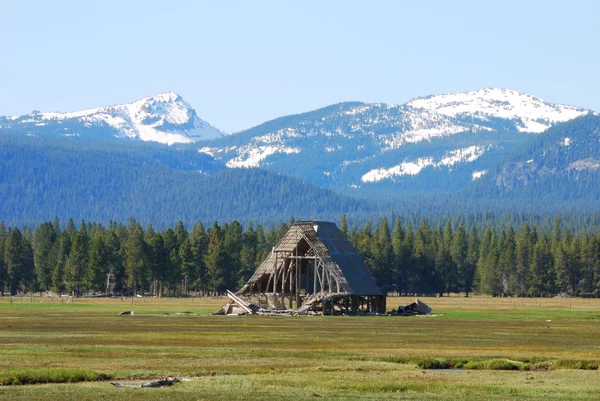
[0,216,599,298]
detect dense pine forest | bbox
[1,215,599,298]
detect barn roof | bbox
[238,221,383,296]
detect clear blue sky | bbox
[1,0,598,133]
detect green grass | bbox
[1,296,600,400]
[0,368,111,385]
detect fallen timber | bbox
[110,377,180,388]
[215,290,432,317]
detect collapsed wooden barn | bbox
[225,221,386,315]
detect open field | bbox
[1,296,599,400]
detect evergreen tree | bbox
[52,232,71,295]
[223,221,244,289]
[65,218,76,237]
[0,235,5,295]
[148,232,168,297]
[87,230,109,293]
[4,229,34,295]
[529,236,554,296]
[162,228,180,296]
[190,221,209,294]
[52,217,60,235]
[451,221,468,294]
[340,214,348,236]
[66,226,89,296]
[124,220,147,296]
[205,223,226,294]
[391,216,406,295]
[238,222,258,288]
[514,224,533,295]
[372,218,393,292]
[464,226,479,296]
[179,238,195,294]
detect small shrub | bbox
[532,361,553,371]
[417,358,451,369]
[0,368,112,386]
[575,360,599,370]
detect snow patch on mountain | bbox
[472,170,488,180]
[361,145,486,183]
[407,88,587,133]
[226,146,301,168]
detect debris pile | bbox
[110,377,180,388]
[391,299,432,316]
[215,292,432,317]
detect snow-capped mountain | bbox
[201,88,590,194]
[0,92,223,145]
[407,88,586,133]
[2,88,592,196]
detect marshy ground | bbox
[0,296,599,400]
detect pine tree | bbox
[0,235,5,295]
[174,221,188,248]
[148,233,168,297]
[223,221,243,289]
[391,216,406,295]
[451,221,468,295]
[529,236,554,296]
[52,217,60,235]
[238,222,258,288]
[52,233,71,295]
[566,237,582,295]
[162,228,180,296]
[87,230,108,293]
[402,222,415,294]
[65,218,76,237]
[464,227,479,296]
[124,220,147,296]
[4,229,34,295]
[554,246,569,294]
[340,214,348,236]
[475,226,492,292]
[66,226,89,296]
[190,221,209,294]
[179,239,195,294]
[32,222,58,292]
[514,224,533,295]
[372,218,394,292]
[413,220,435,294]
[205,224,226,294]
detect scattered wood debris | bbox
[164,311,197,316]
[391,299,432,316]
[110,377,179,388]
[215,293,432,317]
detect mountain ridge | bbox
[1,91,224,145]
[1,87,595,199]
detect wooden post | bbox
[295,255,300,308]
[313,260,318,295]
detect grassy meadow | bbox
[0,296,599,400]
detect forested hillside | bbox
[0,135,380,226]
[1,216,598,298]
[471,113,600,199]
